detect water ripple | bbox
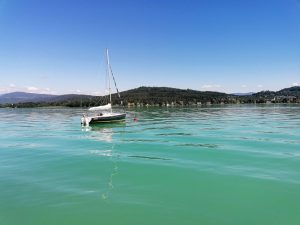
[1,105,300,222]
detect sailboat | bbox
[81,49,126,126]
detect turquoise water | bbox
[1,105,300,225]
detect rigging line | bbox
[109,65,126,111]
[109,65,121,99]
[109,64,125,112]
[96,96,102,106]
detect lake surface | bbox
[1,105,300,225]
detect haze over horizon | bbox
[1,85,300,97]
[0,0,299,95]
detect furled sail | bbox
[88,103,111,111]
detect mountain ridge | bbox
[0,86,299,106]
[0,92,56,104]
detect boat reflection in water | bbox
[82,122,126,143]
[82,122,126,200]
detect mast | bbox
[106,48,112,113]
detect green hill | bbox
[116,86,231,105]
[1,86,299,108]
[251,86,300,103]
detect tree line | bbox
[1,86,299,108]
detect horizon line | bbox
[1,85,299,96]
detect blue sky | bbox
[0,0,299,95]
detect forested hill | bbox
[117,86,230,105]
[0,86,299,107]
[246,86,300,103]
[114,86,300,105]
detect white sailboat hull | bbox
[82,112,126,126]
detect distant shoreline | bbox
[1,86,299,108]
[1,102,300,109]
